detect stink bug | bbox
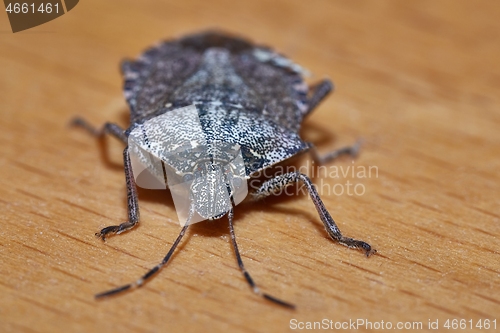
[72,31,376,309]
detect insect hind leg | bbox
[309,140,361,165]
[304,79,360,165]
[304,79,333,117]
[70,117,127,143]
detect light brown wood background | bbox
[1,1,499,332]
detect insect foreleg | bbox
[95,147,141,240]
[252,172,376,257]
[71,118,140,240]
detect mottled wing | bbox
[123,31,311,132]
[175,32,311,132]
[121,40,203,124]
[231,47,310,132]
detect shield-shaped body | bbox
[75,31,375,307]
[122,31,315,223]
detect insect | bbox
[72,31,376,309]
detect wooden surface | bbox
[1,1,499,332]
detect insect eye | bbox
[232,177,242,187]
[183,173,194,182]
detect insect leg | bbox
[305,79,333,117]
[227,209,295,309]
[70,117,127,143]
[95,223,190,298]
[309,140,361,165]
[252,172,376,257]
[95,147,140,240]
[70,118,140,240]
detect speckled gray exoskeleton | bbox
[72,31,376,309]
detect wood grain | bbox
[1,0,499,332]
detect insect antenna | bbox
[227,208,296,309]
[95,207,194,299]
